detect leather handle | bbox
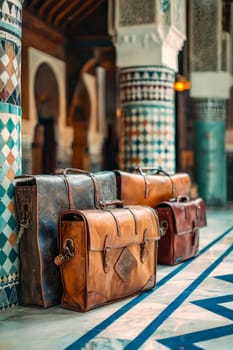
[99,199,124,208]
[54,168,101,209]
[14,175,34,180]
[135,167,171,177]
[53,168,93,176]
[176,195,190,202]
[134,167,176,198]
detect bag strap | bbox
[126,207,139,236]
[101,204,139,237]
[55,168,100,209]
[59,175,75,210]
[16,208,30,244]
[134,167,150,198]
[134,167,176,198]
[100,201,124,237]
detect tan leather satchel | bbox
[115,168,191,207]
[156,196,207,265]
[55,202,160,312]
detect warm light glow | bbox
[174,81,184,91]
[174,77,190,91]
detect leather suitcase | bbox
[156,196,207,265]
[115,168,191,207]
[14,169,117,307]
[55,203,160,312]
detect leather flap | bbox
[27,171,117,201]
[15,171,117,211]
[158,197,207,234]
[65,206,160,251]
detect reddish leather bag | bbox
[55,203,160,312]
[156,196,207,265]
[115,168,191,207]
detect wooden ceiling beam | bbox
[54,0,83,26]
[27,0,39,12]
[38,0,56,18]
[47,0,69,23]
[62,0,105,31]
[23,0,108,37]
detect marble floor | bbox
[0,207,232,350]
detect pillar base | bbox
[193,99,227,205]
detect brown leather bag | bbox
[115,168,191,207]
[55,203,160,312]
[14,169,118,307]
[156,196,207,265]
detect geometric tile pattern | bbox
[0,273,20,310]
[157,273,233,348]
[0,0,22,36]
[0,40,21,106]
[192,98,226,121]
[119,66,175,173]
[0,113,21,310]
[0,0,23,310]
[192,293,233,321]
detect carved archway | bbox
[32,63,59,174]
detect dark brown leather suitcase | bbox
[115,168,191,207]
[156,196,207,265]
[14,169,118,307]
[55,203,160,312]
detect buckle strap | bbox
[54,238,74,266]
[16,212,30,244]
[103,235,111,273]
[141,229,149,263]
[160,220,168,237]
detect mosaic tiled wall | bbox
[119,66,175,173]
[189,0,220,72]
[0,0,23,310]
[192,98,226,205]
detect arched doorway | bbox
[32,63,59,174]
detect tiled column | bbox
[189,0,232,205]
[192,98,226,205]
[119,66,175,172]
[0,0,23,310]
[109,0,186,173]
